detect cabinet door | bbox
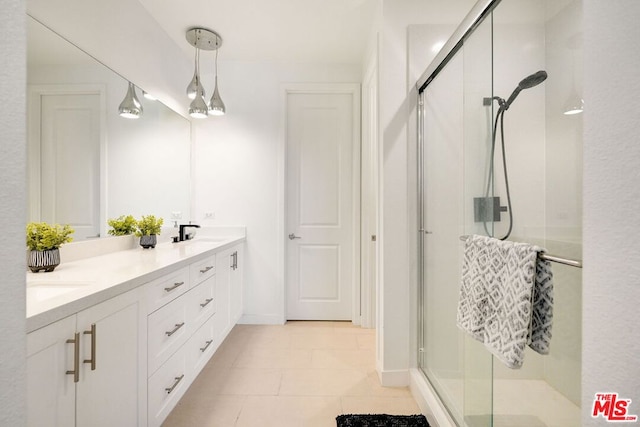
[75,289,144,427]
[230,245,244,324]
[214,248,233,341]
[27,315,77,427]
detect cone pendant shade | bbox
[186,47,206,100]
[563,91,584,115]
[209,77,225,116]
[189,83,209,119]
[119,82,143,119]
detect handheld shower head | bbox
[502,70,547,110]
[518,70,548,89]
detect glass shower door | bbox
[418,13,494,426]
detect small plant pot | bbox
[28,248,61,273]
[139,235,157,249]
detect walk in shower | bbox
[415,1,582,426]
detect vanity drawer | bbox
[187,315,217,379]
[146,267,190,313]
[148,296,189,376]
[148,346,188,427]
[187,275,216,331]
[190,255,216,286]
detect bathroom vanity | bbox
[25,231,245,427]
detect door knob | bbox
[288,233,302,240]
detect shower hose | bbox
[484,105,513,241]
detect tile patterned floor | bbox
[162,321,421,427]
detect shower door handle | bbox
[288,233,302,240]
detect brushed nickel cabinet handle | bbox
[200,340,213,352]
[165,322,185,337]
[199,298,213,308]
[66,332,80,383]
[232,252,238,270]
[199,266,214,274]
[83,324,96,370]
[165,374,185,394]
[164,281,185,292]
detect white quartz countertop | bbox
[26,235,245,333]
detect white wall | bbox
[192,60,362,324]
[378,0,475,384]
[583,1,640,425]
[0,0,27,425]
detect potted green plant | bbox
[135,215,163,249]
[26,222,74,272]
[107,215,137,236]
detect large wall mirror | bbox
[27,16,191,240]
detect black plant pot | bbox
[28,248,61,273]
[139,235,157,249]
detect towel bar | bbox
[459,235,583,268]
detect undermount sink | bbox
[27,281,92,301]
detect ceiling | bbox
[137,0,378,64]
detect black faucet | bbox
[178,224,201,242]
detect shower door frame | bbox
[416,0,502,423]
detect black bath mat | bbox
[336,414,429,427]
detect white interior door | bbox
[31,91,102,240]
[286,89,358,320]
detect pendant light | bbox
[563,35,583,115]
[186,47,206,101]
[189,82,209,118]
[118,82,143,119]
[209,47,226,116]
[185,27,224,118]
[563,91,584,115]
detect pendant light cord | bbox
[215,47,219,82]
[195,48,200,84]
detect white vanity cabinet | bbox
[27,288,145,427]
[26,315,76,427]
[147,254,220,427]
[26,235,245,427]
[216,244,243,341]
[215,243,244,341]
[229,245,243,324]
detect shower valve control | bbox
[473,196,508,223]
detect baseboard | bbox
[377,369,409,387]
[409,369,456,427]
[238,314,285,325]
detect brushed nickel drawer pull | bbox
[199,298,213,308]
[66,332,80,383]
[165,322,185,337]
[164,281,185,292]
[199,266,214,274]
[83,323,97,370]
[200,340,213,352]
[165,374,185,394]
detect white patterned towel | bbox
[456,235,553,369]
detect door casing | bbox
[279,83,361,324]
